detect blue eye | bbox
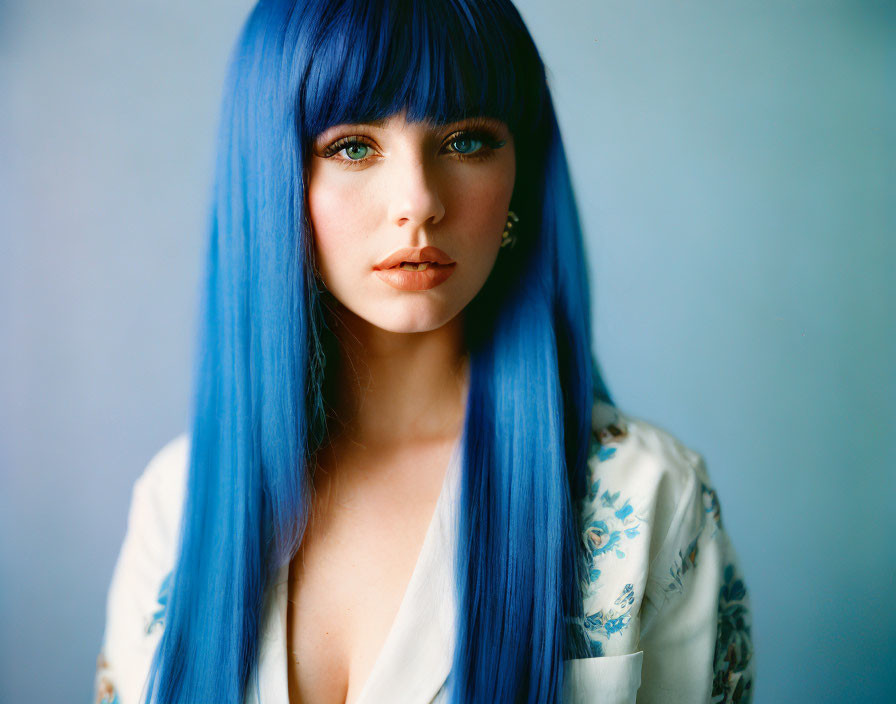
[450,136,483,155]
[445,129,506,161]
[320,125,507,168]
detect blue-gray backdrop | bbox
[1,1,893,702]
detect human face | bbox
[306,109,516,334]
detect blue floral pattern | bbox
[663,531,701,596]
[582,478,642,571]
[713,562,754,702]
[662,479,730,596]
[94,572,171,703]
[658,462,754,702]
[579,408,644,655]
[582,582,637,656]
[587,409,629,464]
[146,569,172,635]
[580,402,754,700]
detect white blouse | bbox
[95,400,755,704]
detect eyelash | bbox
[320,125,507,168]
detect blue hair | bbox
[143,0,615,701]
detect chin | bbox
[366,303,458,334]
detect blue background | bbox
[1,1,892,701]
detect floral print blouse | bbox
[95,400,754,703]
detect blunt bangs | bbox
[297,0,547,141]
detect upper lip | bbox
[374,246,456,270]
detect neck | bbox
[320,300,469,450]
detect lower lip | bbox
[374,263,457,291]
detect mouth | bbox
[375,245,455,270]
[390,261,446,271]
[374,261,457,291]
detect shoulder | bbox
[587,399,704,505]
[96,433,191,704]
[583,400,710,561]
[125,433,191,560]
[135,432,191,503]
[575,399,718,655]
[112,431,191,605]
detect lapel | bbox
[249,438,463,704]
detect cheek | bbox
[447,166,515,252]
[307,171,377,273]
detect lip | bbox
[374,262,456,291]
[374,245,455,271]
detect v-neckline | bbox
[251,433,463,704]
[347,432,462,704]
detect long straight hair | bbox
[143,1,615,702]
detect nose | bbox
[386,152,446,229]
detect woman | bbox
[95,0,754,702]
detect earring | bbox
[500,210,519,249]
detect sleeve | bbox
[636,453,755,704]
[93,438,186,704]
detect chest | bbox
[284,442,454,704]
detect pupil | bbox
[347,144,367,159]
